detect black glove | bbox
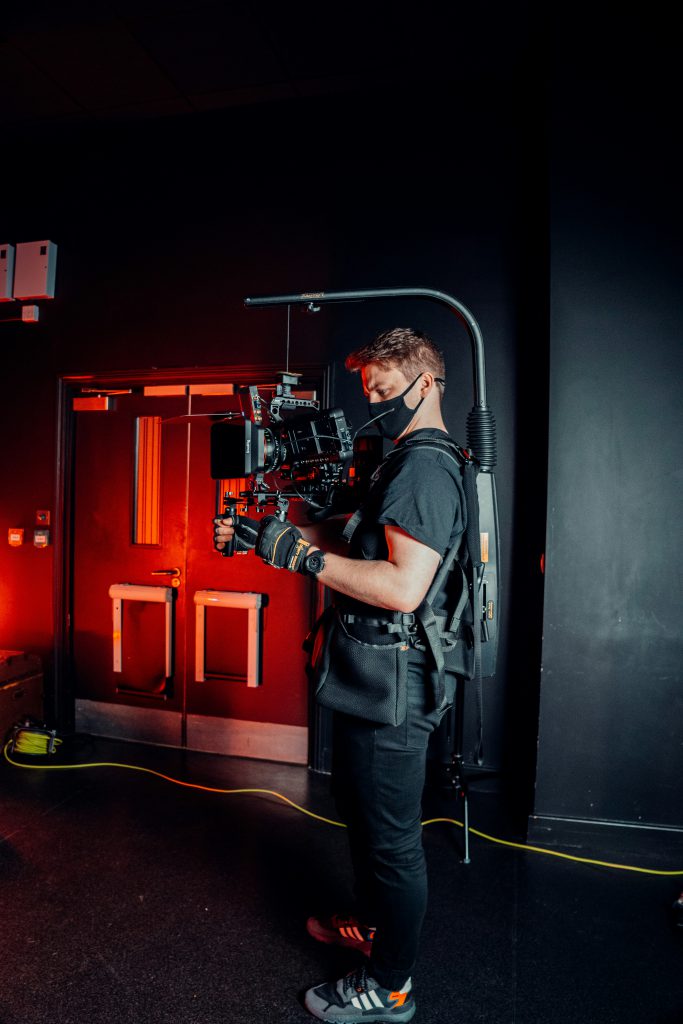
[213,513,259,554]
[256,515,312,572]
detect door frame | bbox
[52,361,331,741]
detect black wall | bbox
[533,16,683,836]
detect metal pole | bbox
[245,287,497,469]
[244,287,488,409]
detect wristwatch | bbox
[302,549,326,578]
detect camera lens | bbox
[262,429,284,473]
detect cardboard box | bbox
[0,651,44,739]
[0,650,42,685]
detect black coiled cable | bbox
[466,406,497,471]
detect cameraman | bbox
[214,328,465,1023]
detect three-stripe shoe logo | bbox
[349,982,410,1011]
[340,925,366,943]
[350,989,385,1010]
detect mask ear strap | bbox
[403,373,423,397]
[419,372,445,394]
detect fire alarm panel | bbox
[35,510,51,527]
[13,240,58,300]
[33,529,50,548]
[8,528,24,547]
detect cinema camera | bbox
[210,372,375,556]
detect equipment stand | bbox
[451,676,471,863]
[431,676,472,863]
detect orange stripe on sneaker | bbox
[390,992,408,1007]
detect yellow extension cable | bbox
[3,739,683,878]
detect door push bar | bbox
[108,583,175,679]
[194,590,265,688]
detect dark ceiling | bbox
[0,2,533,129]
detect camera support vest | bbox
[341,436,486,761]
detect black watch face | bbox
[306,553,324,574]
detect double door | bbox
[70,382,315,759]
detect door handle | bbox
[151,567,181,588]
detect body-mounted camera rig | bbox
[236,286,500,686]
[215,285,501,863]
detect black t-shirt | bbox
[345,428,466,618]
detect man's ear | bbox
[421,372,435,394]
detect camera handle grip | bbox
[274,495,290,522]
[220,502,236,558]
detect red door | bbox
[71,383,314,762]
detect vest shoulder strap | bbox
[342,435,475,545]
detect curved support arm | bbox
[244,287,488,409]
[244,286,496,470]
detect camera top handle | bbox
[244,287,496,472]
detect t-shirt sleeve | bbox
[374,453,463,556]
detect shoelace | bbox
[343,965,370,995]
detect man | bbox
[214,328,467,1022]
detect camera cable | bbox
[3,740,682,878]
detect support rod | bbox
[244,287,487,408]
[244,286,497,469]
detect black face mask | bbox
[367,374,424,440]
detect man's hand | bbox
[213,513,259,554]
[256,515,314,572]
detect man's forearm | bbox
[303,550,420,613]
[215,513,439,613]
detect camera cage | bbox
[210,371,359,520]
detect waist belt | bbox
[337,605,469,717]
[339,611,417,635]
[339,609,466,646]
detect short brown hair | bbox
[345,327,446,392]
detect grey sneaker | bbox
[304,966,415,1022]
[306,913,376,958]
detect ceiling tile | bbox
[128,8,286,95]
[189,81,296,111]
[0,42,83,123]
[0,2,534,127]
[7,22,181,111]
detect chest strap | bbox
[342,507,363,545]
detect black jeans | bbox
[331,656,453,991]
